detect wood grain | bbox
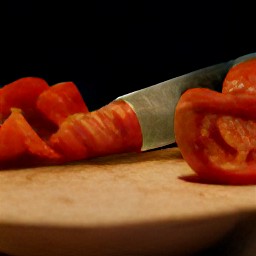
[0,147,255,256]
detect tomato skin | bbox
[37,82,89,126]
[49,100,142,161]
[174,88,256,185]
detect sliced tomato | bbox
[37,81,89,126]
[0,77,49,123]
[49,100,142,161]
[0,77,57,139]
[0,77,142,168]
[0,108,63,169]
[174,88,256,185]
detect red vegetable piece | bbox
[174,88,256,185]
[37,82,89,126]
[0,77,49,123]
[0,77,56,139]
[0,108,63,169]
[222,58,256,94]
[49,100,142,161]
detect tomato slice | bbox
[0,77,57,139]
[37,82,89,126]
[0,77,49,123]
[49,100,142,161]
[174,88,256,185]
[0,108,63,169]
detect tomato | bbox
[175,58,256,185]
[0,108,63,169]
[0,77,49,123]
[174,88,256,185]
[37,82,89,126]
[222,58,256,94]
[49,100,142,161]
[0,77,142,168]
[0,77,57,139]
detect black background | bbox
[1,1,256,111]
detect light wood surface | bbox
[0,148,255,256]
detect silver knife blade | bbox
[115,52,256,151]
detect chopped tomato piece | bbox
[0,77,56,139]
[37,82,89,126]
[0,77,49,123]
[49,100,142,161]
[0,108,63,169]
[174,88,256,185]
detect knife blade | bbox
[115,52,256,151]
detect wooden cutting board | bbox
[0,147,256,256]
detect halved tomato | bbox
[174,88,256,185]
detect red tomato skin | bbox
[37,82,89,126]
[174,88,256,185]
[49,100,142,161]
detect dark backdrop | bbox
[1,1,256,110]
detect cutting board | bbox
[0,147,256,256]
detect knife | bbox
[115,52,256,151]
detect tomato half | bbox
[174,88,256,185]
